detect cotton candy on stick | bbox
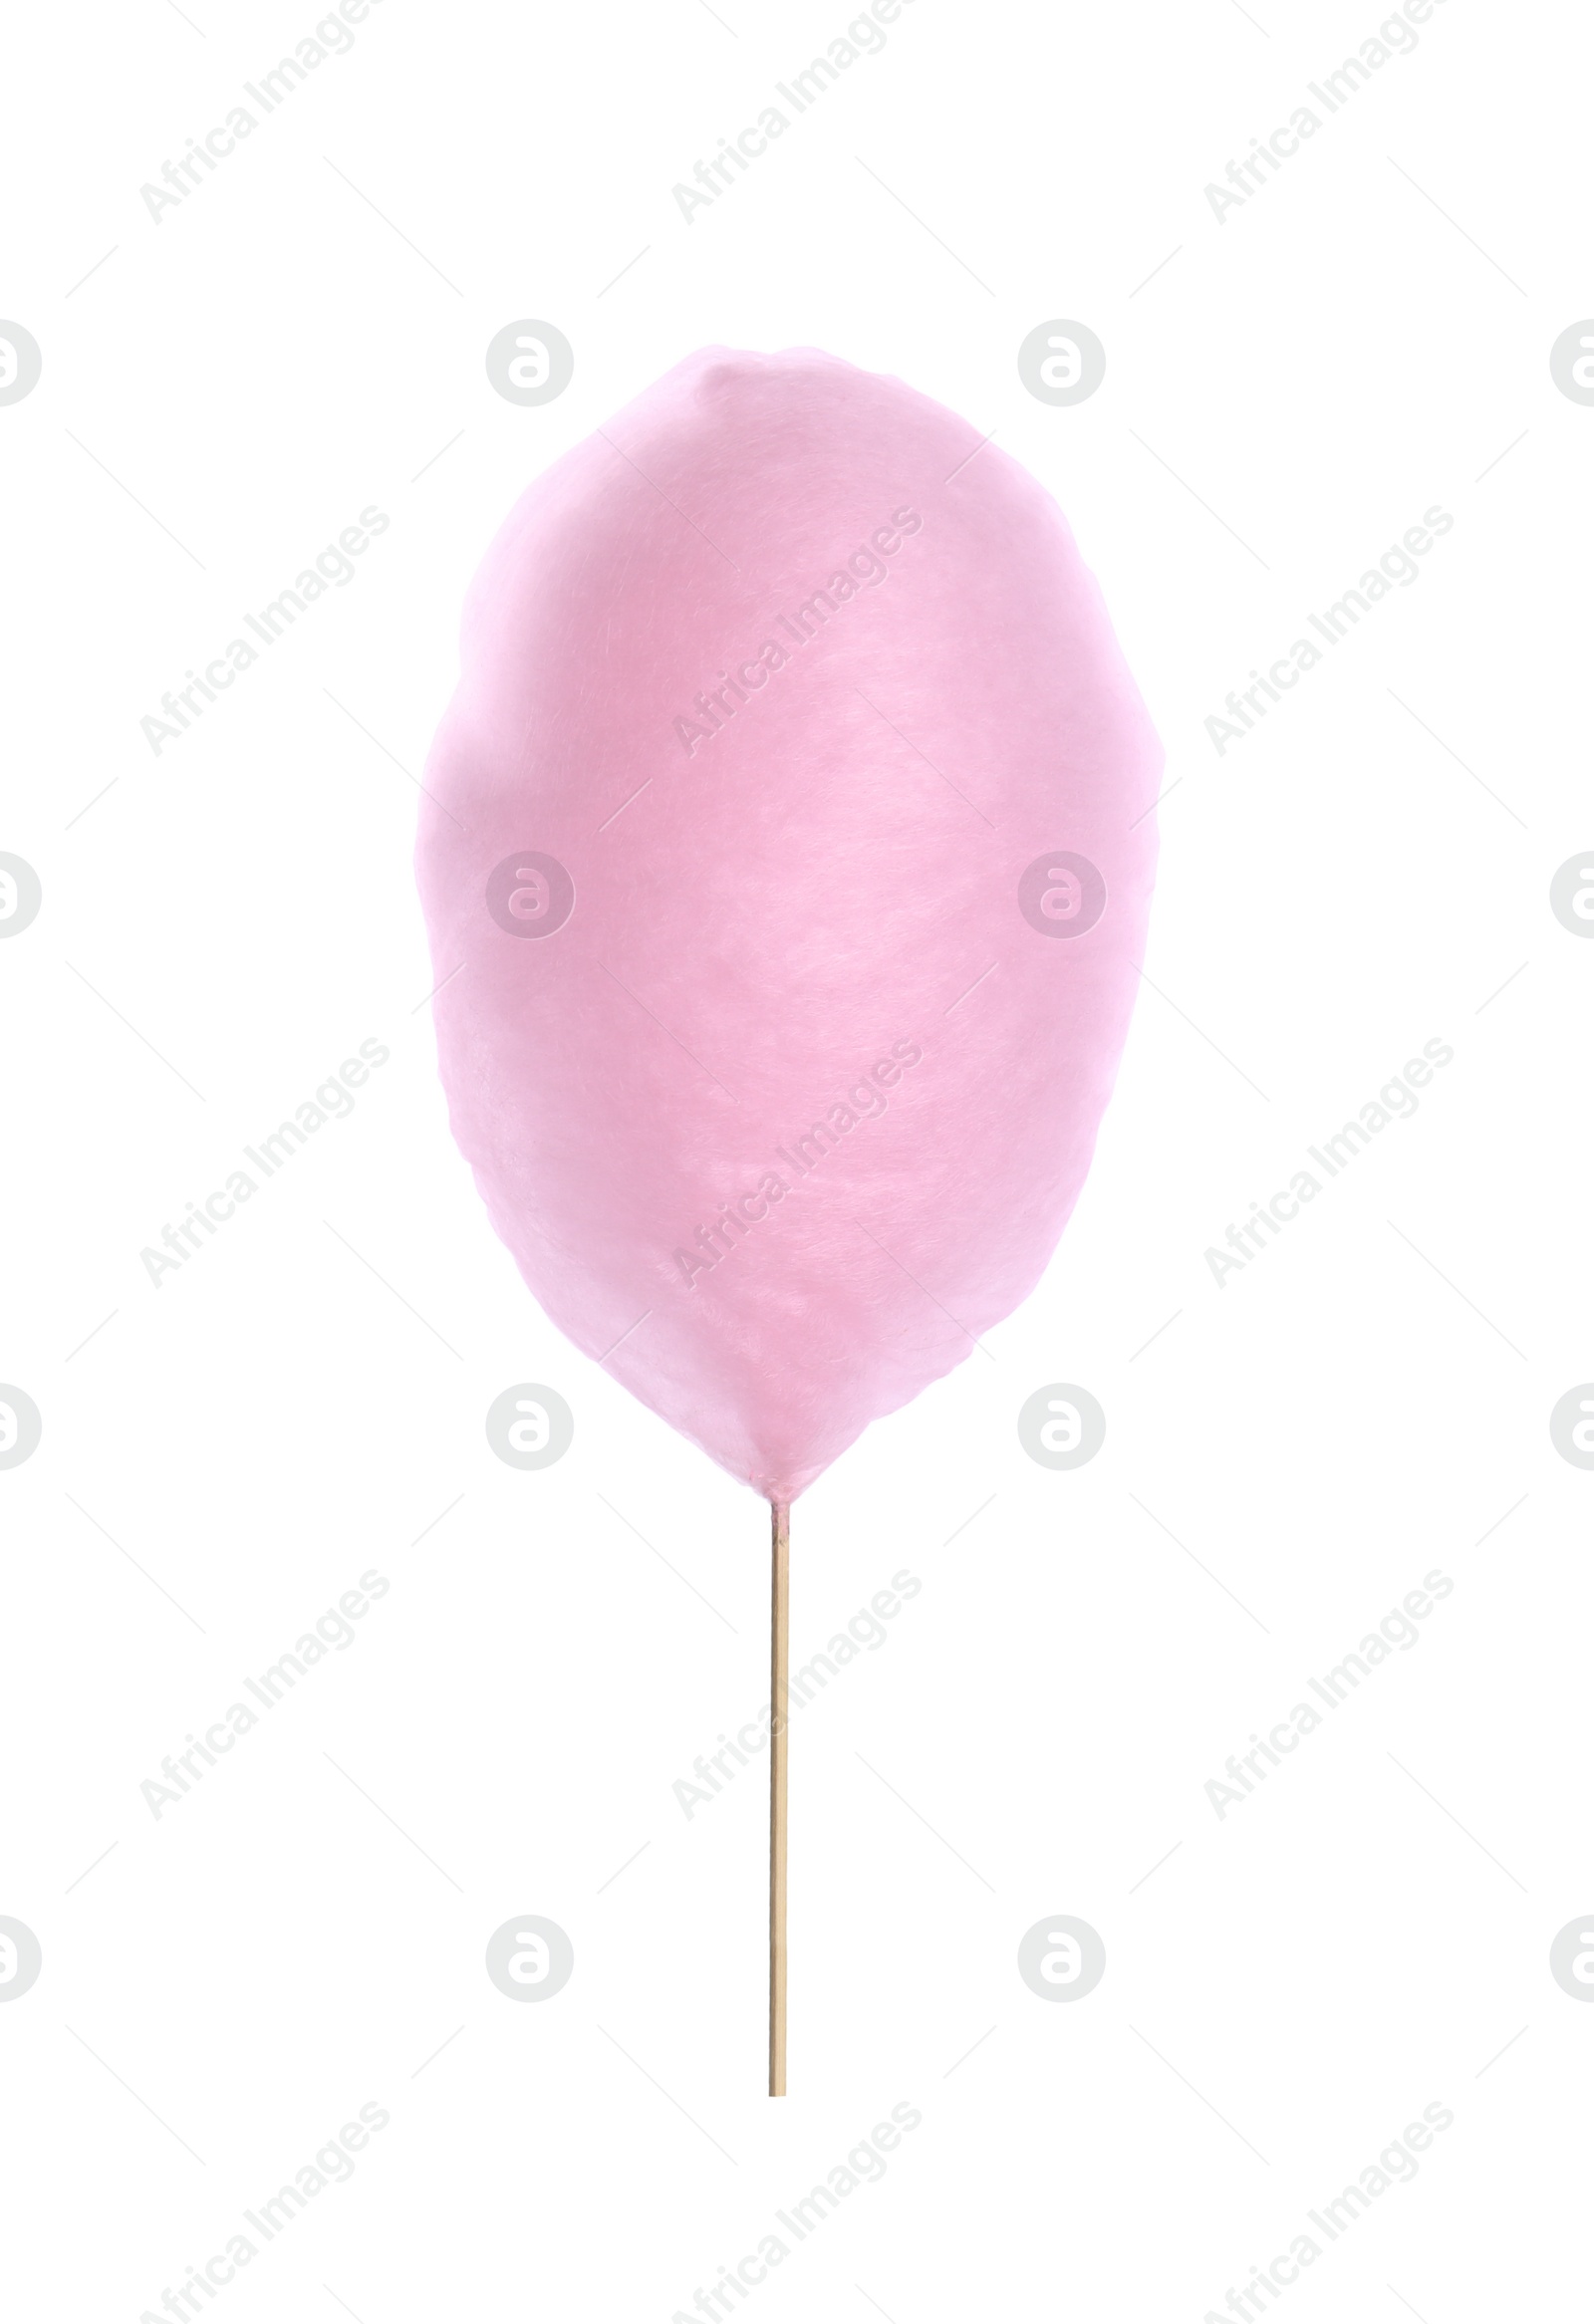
[415,347,1161,2093]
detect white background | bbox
[3,0,1591,2316]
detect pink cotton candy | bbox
[416,347,1161,1503]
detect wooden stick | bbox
[769,1497,789,2097]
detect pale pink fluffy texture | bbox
[416,347,1161,1502]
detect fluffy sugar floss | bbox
[415,346,1161,1503]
